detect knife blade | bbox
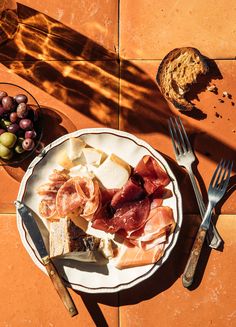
[16,201,78,317]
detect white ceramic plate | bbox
[17,128,182,293]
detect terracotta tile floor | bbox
[0,0,236,326]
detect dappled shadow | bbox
[0,3,235,318]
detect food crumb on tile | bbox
[207,84,218,93]
[222,91,232,99]
[213,106,216,108]
[215,112,222,118]
[231,101,235,106]
[233,130,236,133]
[218,99,224,103]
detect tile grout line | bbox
[118,0,121,325]
[118,0,121,132]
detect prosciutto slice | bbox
[127,206,176,250]
[92,198,150,233]
[37,169,70,219]
[56,177,85,217]
[114,240,165,269]
[134,155,170,194]
[110,175,145,209]
[38,193,57,219]
[56,176,100,221]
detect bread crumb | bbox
[223,91,232,99]
[215,112,222,118]
[207,84,218,93]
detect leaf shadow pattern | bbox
[0,3,235,167]
[0,2,235,319]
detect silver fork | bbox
[182,159,233,287]
[168,116,222,249]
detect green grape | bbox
[0,143,12,158]
[0,132,17,148]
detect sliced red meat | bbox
[128,206,176,250]
[92,198,150,233]
[37,181,65,195]
[134,155,170,194]
[114,240,165,269]
[111,175,145,209]
[48,169,69,182]
[39,193,57,219]
[100,187,119,206]
[56,177,85,217]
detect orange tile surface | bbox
[0,0,236,326]
[3,0,118,58]
[0,215,119,326]
[120,59,236,213]
[120,0,236,59]
[119,215,236,327]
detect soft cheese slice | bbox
[82,148,104,166]
[93,153,131,189]
[67,137,86,161]
[69,164,95,178]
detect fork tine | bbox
[168,120,179,155]
[169,117,183,155]
[178,117,192,152]
[214,159,226,188]
[220,161,233,191]
[175,117,187,153]
[209,159,223,189]
[218,160,230,189]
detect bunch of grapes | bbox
[0,90,39,160]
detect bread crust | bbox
[156,47,208,111]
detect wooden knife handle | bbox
[45,259,78,317]
[182,227,207,288]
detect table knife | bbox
[15,201,78,317]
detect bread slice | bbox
[49,218,100,257]
[156,47,208,111]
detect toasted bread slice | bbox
[156,47,208,111]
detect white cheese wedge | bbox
[93,153,131,189]
[67,137,86,161]
[82,148,103,166]
[69,164,94,178]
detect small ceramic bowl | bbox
[0,82,43,166]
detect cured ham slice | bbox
[127,206,176,250]
[92,198,150,233]
[56,177,85,217]
[134,155,170,194]
[114,240,165,269]
[110,175,145,209]
[81,180,101,220]
[56,177,100,221]
[38,194,57,219]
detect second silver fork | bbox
[168,116,222,249]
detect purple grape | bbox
[7,123,20,134]
[0,128,5,135]
[0,91,7,101]
[25,130,37,139]
[10,112,18,123]
[19,119,33,130]
[0,106,5,117]
[2,96,15,111]
[14,94,28,104]
[22,138,35,151]
[17,103,28,118]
